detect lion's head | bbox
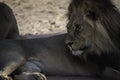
[66,0,120,64]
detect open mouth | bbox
[67,45,84,56]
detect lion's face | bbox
[66,0,116,57]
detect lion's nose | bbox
[74,23,82,30]
[65,34,74,47]
[65,41,73,47]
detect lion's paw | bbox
[0,75,13,80]
[32,73,47,80]
[14,72,47,80]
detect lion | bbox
[65,0,120,74]
[0,34,104,80]
[0,34,119,80]
[0,2,19,39]
[0,1,120,80]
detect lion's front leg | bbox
[0,50,25,80]
[0,75,13,80]
[14,72,47,80]
[0,58,25,80]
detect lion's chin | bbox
[67,45,84,56]
[72,50,83,56]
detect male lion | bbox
[0,1,120,80]
[0,34,103,80]
[66,0,120,74]
[0,3,19,39]
[0,2,98,80]
[0,34,119,80]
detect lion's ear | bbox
[83,1,98,20]
[86,10,98,20]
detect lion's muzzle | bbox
[65,40,84,56]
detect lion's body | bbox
[0,34,102,80]
[0,34,91,74]
[0,34,119,80]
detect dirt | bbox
[2,0,70,36]
[2,0,120,37]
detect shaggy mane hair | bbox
[66,0,120,72]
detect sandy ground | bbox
[2,0,70,37]
[2,0,120,37]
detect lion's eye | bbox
[87,11,97,20]
[75,24,82,31]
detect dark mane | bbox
[72,0,120,49]
[66,0,120,72]
[99,6,120,49]
[83,0,120,55]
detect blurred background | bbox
[1,0,70,37]
[2,0,120,37]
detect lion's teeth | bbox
[72,50,83,56]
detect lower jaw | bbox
[71,50,83,56]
